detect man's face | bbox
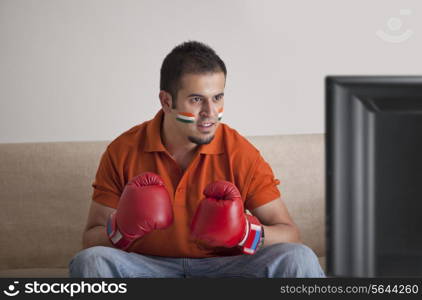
[169,72,225,145]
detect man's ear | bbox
[159,90,173,113]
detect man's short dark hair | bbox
[160,41,227,108]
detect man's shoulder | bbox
[220,123,260,157]
[107,120,149,154]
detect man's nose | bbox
[199,99,215,117]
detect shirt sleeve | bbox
[244,153,281,211]
[91,146,123,208]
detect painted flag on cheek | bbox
[218,108,224,121]
[176,112,196,123]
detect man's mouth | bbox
[198,122,214,128]
[197,121,216,131]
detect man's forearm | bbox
[82,226,114,249]
[261,223,302,248]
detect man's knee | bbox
[68,246,117,277]
[265,243,325,277]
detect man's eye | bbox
[215,95,223,101]
[191,97,201,103]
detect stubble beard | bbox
[188,135,215,145]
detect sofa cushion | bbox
[0,268,69,278]
[0,141,107,271]
[248,134,325,257]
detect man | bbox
[69,41,325,278]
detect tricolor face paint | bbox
[176,112,196,123]
[176,108,224,124]
[218,108,224,121]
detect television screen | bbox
[326,76,422,277]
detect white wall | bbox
[1,0,421,143]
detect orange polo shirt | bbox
[92,109,281,258]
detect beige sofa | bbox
[0,134,325,277]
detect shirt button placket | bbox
[174,186,185,205]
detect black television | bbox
[326,76,422,277]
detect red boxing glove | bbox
[190,180,264,255]
[106,172,173,250]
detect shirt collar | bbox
[144,110,167,152]
[144,109,224,155]
[198,122,224,155]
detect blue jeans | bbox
[69,242,325,278]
